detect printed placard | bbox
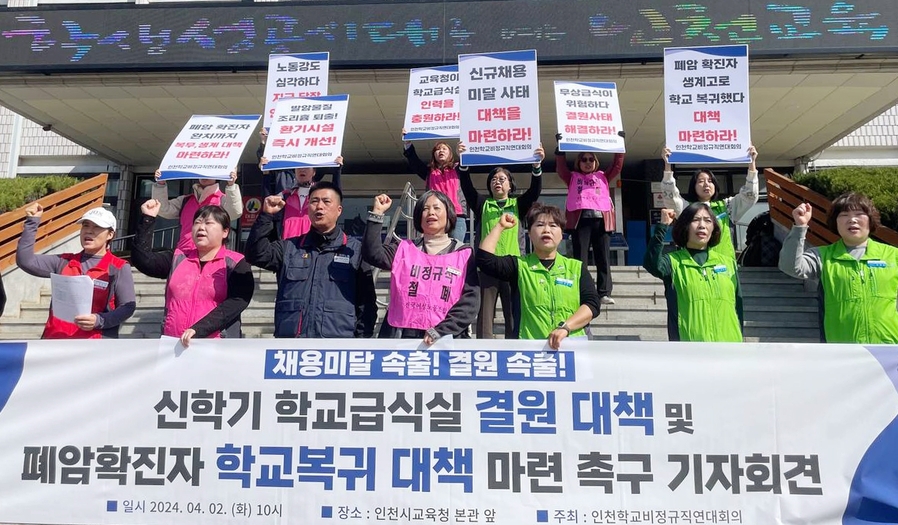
[664,45,751,164]
[402,65,460,141]
[261,95,349,170]
[458,49,540,166]
[0,338,896,525]
[554,81,625,153]
[158,115,260,181]
[264,52,330,129]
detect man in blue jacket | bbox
[245,181,377,338]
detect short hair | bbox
[525,202,566,230]
[413,190,457,234]
[684,168,720,202]
[310,181,343,203]
[671,202,721,248]
[486,167,517,198]
[576,151,601,174]
[827,192,881,234]
[192,205,231,231]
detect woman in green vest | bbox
[660,145,759,262]
[779,193,898,344]
[458,143,544,339]
[643,203,743,342]
[477,203,600,349]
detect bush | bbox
[0,176,80,213]
[794,167,898,230]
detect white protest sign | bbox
[554,81,625,153]
[158,115,260,181]
[402,65,460,141]
[458,49,540,166]
[664,45,751,164]
[261,95,349,170]
[264,52,330,129]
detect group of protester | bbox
[11,131,898,347]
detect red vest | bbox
[177,189,225,251]
[163,247,244,338]
[42,251,126,339]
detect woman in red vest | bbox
[151,169,243,251]
[363,190,480,345]
[16,204,136,338]
[131,200,254,347]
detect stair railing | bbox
[372,182,418,307]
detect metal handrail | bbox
[110,225,180,256]
[372,182,418,306]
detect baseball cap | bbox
[77,207,117,231]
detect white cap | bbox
[77,207,116,231]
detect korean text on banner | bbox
[2,338,898,525]
[664,45,751,164]
[264,52,330,129]
[458,49,540,166]
[554,81,625,154]
[402,65,461,141]
[261,94,349,170]
[158,115,261,181]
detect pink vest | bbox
[163,247,244,338]
[282,189,312,240]
[178,189,225,251]
[565,171,612,212]
[427,166,465,215]
[387,240,471,330]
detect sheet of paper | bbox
[50,273,95,323]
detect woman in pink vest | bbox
[555,134,625,305]
[132,200,254,347]
[151,169,243,251]
[258,155,343,239]
[16,204,136,338]
[363,190,480,345]
[402,129,468,242]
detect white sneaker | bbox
[600,296,615,305]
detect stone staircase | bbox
[0,266,820,343]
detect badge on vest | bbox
[446,267,462,277]
[555,277,574,288]
[868,260,887,268]
[712,265,728,274]
[334,254,351,264]
[93,279,109,290]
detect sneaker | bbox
[600,296,615,305]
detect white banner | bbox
[158,115,261,181]
[2,339,898,524]
[458,49,540,166]
[554,81,625,154]
[664,45,751,164]
[402,65,460,141]
[264,52,330,129]
[261,95,349,170]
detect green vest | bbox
[708,200,736,263]
[481,197,521,257]
[669,248,742,342]
[516,253,584,339]
[819,239,898,344]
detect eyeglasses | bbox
[580,157,596,162]
[492,177,510,183]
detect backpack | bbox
[739,211,781,267]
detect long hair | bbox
[428,142,455,171]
